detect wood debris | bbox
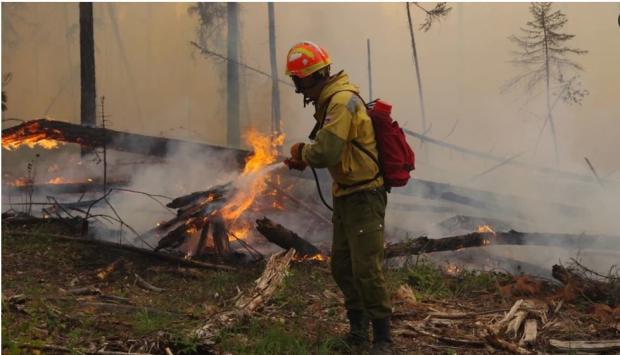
[549,339,620,352]
[193,249,296,345]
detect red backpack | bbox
[353,98,414,189]
[311,91,415,190]
[364,99,415,188]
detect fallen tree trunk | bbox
[6,178,130,194]
[2,119,248,162]
[385,230,620,259]
[256,217,321,257]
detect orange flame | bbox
[47,177,95,185]
[10,177,32,187]
[220,129,285,225]
[477,224,496,234]
[2,121,65,150]
[445,264,461,275]
[294,253,328,262]
[477,224,495,246]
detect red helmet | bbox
[285,41,332,79]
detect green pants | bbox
[331,187,391,320]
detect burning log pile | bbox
[151,184,233,256]
[147,130,288,260]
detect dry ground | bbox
[2,221,619,354]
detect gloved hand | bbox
[283,158,307,171]
[290,142,305,161]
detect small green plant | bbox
[406,260,451,299]
[218,318,338,355]
[405,259,508,300]
[132,309,175,336]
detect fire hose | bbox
[311,167,333,211]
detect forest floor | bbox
[2,221,619,355]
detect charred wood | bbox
[154,222,191,251]
[7,178,130,194]
[166,183,230,209]
[385,230,620,259]
[212,215,230,256]
[255,217,321,257]
[2,119,248,163]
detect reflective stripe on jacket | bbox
[301,71,383,197]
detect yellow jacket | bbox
[301,71,383,197]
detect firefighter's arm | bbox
[301,100,352,168]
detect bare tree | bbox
[504,2,588,163]
[405,2,451,137]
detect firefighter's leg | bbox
[330,198,364,311]
[345,189,391,320]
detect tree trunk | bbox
[268,3,281,138]
[79,3,96,131]
[406,3,427,135]
[542,14,559,163]
[367,38,373,100]
[227,2,240,148]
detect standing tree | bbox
[267,3,281,137]
[505,2,588,163]
[405,2,451,137]
[79,2,97,129]
[226,3,241,148]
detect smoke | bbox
[2,3,619,272]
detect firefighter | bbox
[283,41,392,354]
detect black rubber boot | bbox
[333,309,370,351]
[370,318,393,355]
[345,309,370,346]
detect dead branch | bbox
[404,321,485,347]
[428,308,511,319]
[67,286,102,296]
[491,299,524,334]
[134,273,165,292]
[549,339,620,352]
[484,330,532,354]
[552,264,617,305]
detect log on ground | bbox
[255,217,321,257]
[385,230,620,259]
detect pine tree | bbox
[505,2,588,162]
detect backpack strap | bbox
[310,89,384,190]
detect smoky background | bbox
[2,3,619,274]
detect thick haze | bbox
[2,3,620,239]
